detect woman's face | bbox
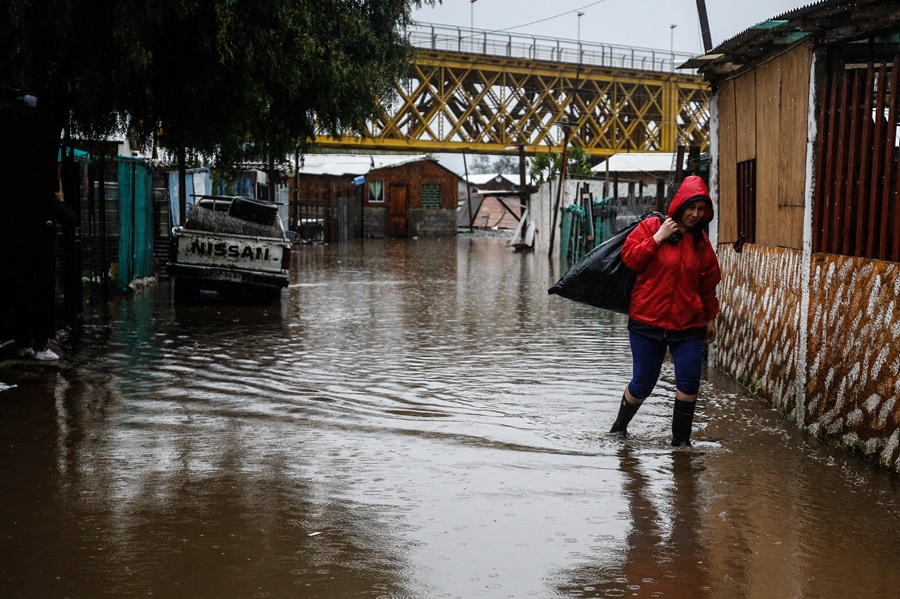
[677,201,706,230]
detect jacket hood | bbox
[668,175,713,224]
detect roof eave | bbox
[686,0,900,82]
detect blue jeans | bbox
[627,332,704,400]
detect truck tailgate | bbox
[175,231,286,272]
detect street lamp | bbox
[670,24,677,68]
[577,12,584,44]
[470,0,477,53]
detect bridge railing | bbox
[409,22,696,74]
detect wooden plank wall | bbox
[734,73,757,163]
[777,50,811,214]
[756,58,781,246]
[369,161,460,210]
[717,80,738,243]
[715,43,811,249]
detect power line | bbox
[494,0,612,34]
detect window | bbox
[814,61,900,259]
[737,159,757,244]
[421,184,441,208]
[368,180,384,203]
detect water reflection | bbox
[556,446,710,598]
[1,237,899,599]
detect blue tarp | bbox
[167,168,212,228]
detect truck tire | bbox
[257,287,283,303]
[172,278,199,304]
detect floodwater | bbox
[2,236,899,599]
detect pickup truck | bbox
[167,195,291,303]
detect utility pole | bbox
[695,0,713,53]
[463,151,474,233]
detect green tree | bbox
[529,152,559,183]
[469,154,520,175]
[0,0,435,341]
[0,0,436,162]
[492,154,518,174]
[469,155,492,174]
[566,147,594,178]
[529,147,593,183]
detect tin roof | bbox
[465,173,519,186]
[294,153,435,176]
[591,152,679,174]
[682,0,900,81]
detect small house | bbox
[464,173,519,193]
[289,154,462,241]
[457,173,524,231]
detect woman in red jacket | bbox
[609,175,721,446]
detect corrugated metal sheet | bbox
[295,154,432,176]
[590,152,678,174]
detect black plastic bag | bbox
[548,212,665,314]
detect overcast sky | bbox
[412,0,812,55]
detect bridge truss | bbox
[317,37,710,157]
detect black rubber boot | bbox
[671,398,697,447]
[609,394,642,434]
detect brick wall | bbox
[415,183,451,235]
[409,208,457,237]
[363,206,387,238]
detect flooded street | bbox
[2,236,899,599]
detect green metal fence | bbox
[560,196,617,269]
[116,158,155,289]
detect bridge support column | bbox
[662,78,680,152]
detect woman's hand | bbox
[705,320,717,345]
[653,217,680,245]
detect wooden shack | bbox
[687,0,900,472]
[289,154,460,240]
[367,157,460,238]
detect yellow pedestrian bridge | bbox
[317,23,710,157]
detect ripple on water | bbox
[8,237,900,599]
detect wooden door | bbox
[388,184,409,237]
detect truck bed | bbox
[167,196,291,302]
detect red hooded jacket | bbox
[621,175,720,333]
